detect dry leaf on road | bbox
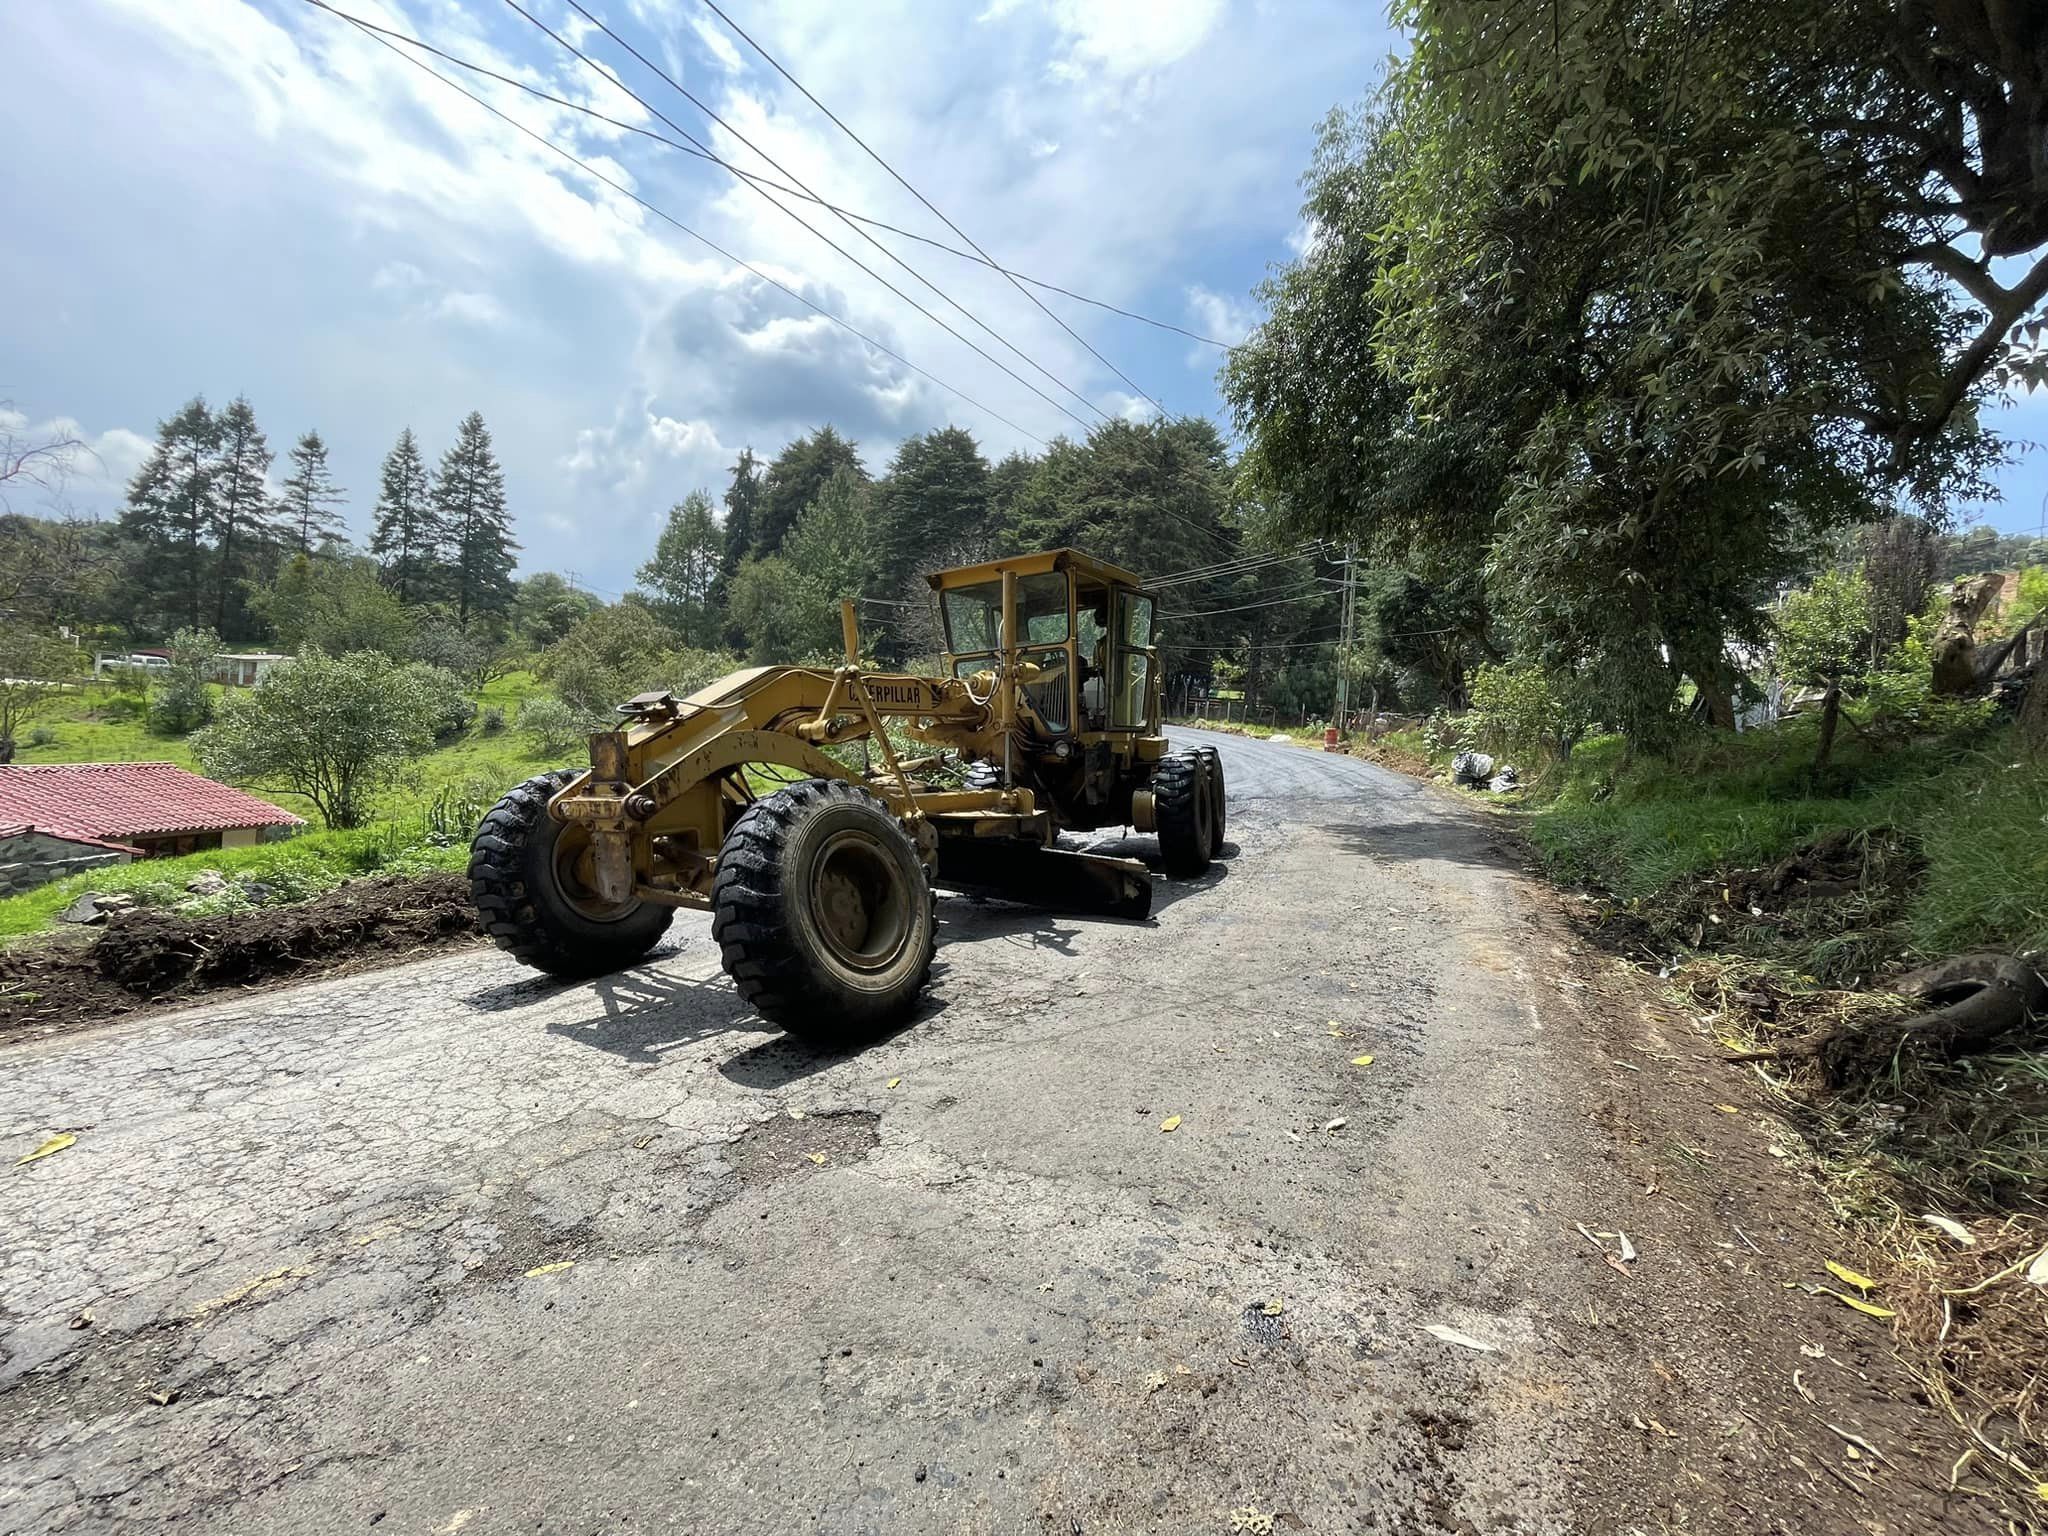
[1351,1054,1375,1067]
[1160,1114,1182,1133]
[524,1261,574,1278]
[16,1133,76,1166]
[1824,1260,1878,1293]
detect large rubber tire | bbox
[961,760,1002,792]
[1194,745,1227,856]
[711,778,936,1042]
[1153,750,1214,878]
[470,770,674,978]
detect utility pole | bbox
[1332,544,1357,733]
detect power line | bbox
[1160,582,1346,619]
[528,0,1107,435]
[697,0,1175,421]
[307,2,1047,447]
[290,7,1233,349]
[1148,547,1323,589]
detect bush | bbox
[146,627,220,735]
[399,662,477,743]
[479,705,506,736]
[27,726,55,747]
[1468,661,1592,762]
[517,695,583,755]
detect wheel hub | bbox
[809,829,911,972]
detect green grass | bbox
[0,671,564,938]
[1511,721,2048,961]
[0,829,468,939]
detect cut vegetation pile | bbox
[0,873,480,1041]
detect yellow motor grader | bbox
[469,549,1225,1042]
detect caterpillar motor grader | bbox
[469,549,1225,1043]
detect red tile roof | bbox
[0,763,305,842]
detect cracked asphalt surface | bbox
[0,729,1911,1534]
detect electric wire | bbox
[696,0,1177,421]
[296,5,1232,347]
[307,2,1047,446]
[529,0,1104,434]
[1159,582,1347,619]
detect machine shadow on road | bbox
[464,954,774,1068]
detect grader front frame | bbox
[468,548,1225,1042]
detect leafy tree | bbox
[277,430,348,554]
[0,626,81,762]
[193,650,439,828]
[209,396,276,635]
[433,412,518,625]
[146,626,220,735]
[369,428,442,604]
[1857,516,1939,663]
[411,618,515,692]
[636,490,724,645]
[730,467,887,662]
[1776,570,1873,769]
[538,602,675,722]
[757,426,864,556]
[726,557,825,665]
[254,554,415,657]
[510,572,599,649]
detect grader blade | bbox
[935,839,1153,920]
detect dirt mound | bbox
[1,873,481,1044]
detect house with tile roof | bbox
[0,762,304,894]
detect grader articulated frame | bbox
[469,549,1225,1042]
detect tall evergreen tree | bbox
[433,411,518,625]
[278,430,349,554]
[757,426,863,557]
[637,490,725,646]
[369,428,442,604]
[210,396,276,635]
[119,397,218,633]
[719,447,761,589]
[875,426,991,588]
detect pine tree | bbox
[637,490,725,646]
[719,447,761,590]
[757,426,864,557]
[210,396,276,635]
[278,430,349,554]
[432,411,518,625]
[369,428,442,604]
[875,426,991,589]
[118,397,218,633]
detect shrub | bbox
[517,695,583,755]
[1468,661,1593,762]
[398,662,478,743]
[27,726,55,747]
[479,705,506,736]
[146,627,219,734]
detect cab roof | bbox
[925,547,1145,592]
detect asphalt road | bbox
[0,729,1943,1534]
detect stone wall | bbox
[0,831,133,897]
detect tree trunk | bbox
[2020,664,2048,758]
[1931,574,2003,695]
[1814,683,1842,770]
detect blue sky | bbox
[3,0,2043,598]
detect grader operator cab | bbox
[469,549,1224,1044]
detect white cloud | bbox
[1183,284,1256,363]
[1048,0,1227,82]
[0,411,155,516]
[434,290,509,327]
[689,13,746,73]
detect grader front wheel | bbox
[469,770,675,977]
[711,778,936,1042]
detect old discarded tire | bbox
[470,770,673,978]
[711,778,935,1041]
[1153,750,1213,878]
[1195,745,1227,856]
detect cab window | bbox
[940,573,1070,653]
